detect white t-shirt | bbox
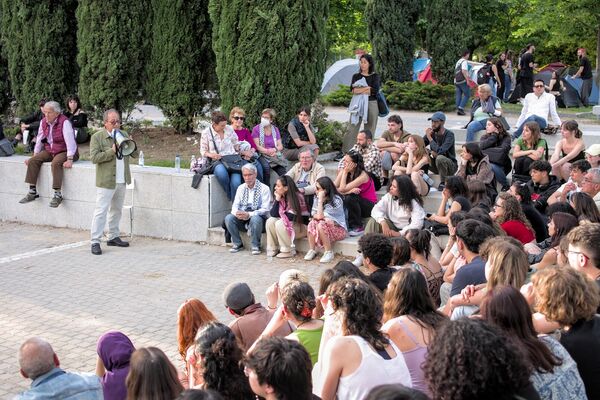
[115,157,125,184]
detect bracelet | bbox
[67,157,73,161]
[267,305,277,310]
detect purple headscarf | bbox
[97,331,135,400]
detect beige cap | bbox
[585,144,600,157]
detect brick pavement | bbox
[0,221,337,397]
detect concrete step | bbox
[207,226,360,257]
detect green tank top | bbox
[293,324,324,366]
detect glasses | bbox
[583,177,599,184]
[108,120,121,125]
[534,85,544,88]
[567,250,589,260]
[232,116,246,121]
[493,204,503,209]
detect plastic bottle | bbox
[190,155,196,171]
[138,151,145,167]
[175,155,181,173]
[423,173,434,187]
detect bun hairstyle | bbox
[562,120,583,138]
[282,281,317,322]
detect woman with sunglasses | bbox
[229,107,263,181]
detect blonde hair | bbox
[278,269,309,291]
[401,134,429,165]
[480,238,528,292]
[532,266,599,326]
[478,84,492,95]
[229,106,245,120]
[261,108,276,120]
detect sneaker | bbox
[348,227,365,237]
[437,183,445,192]
[320,251,335,263]
[352,254,364,267]
[230,243,244,253]
[457,108,466,116]
[304,249,317,261]
[19,192,39,203]
[49,195,63,208]
[251,247,261,255]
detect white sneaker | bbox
[251,247,261,255]
[304,249,317,261]
[320,251,335,263]
[352,254,364,267]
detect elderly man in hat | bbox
[586,144,600,169]
[223,282,292,351]
[19,100,78,207]
[423,111,457,191]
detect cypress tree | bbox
[426,0,472,84]
[209,0,328,126]
[76,1,149,113]
[0,0,78,114]
[366,0,420,83]
[0,49,10,115]
[146,0,215,134]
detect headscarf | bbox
[97,331,135,400]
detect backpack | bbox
[476,64,493,85]
[0,138,14,156]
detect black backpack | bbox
[476,64,493,85]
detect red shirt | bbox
[501,220,535,244]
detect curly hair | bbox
[365,384,429,400]
[392,175,424,212]
[327,277,388,351]
[246,337,313,400]
[358,233,393,268]
[383,268,447,331]
[496,192,534,233]
[281,281,317,322]
[532,266,600,327]
[423,319,532,400]
[481,285,562,374]
[177,299,217,360]
[194,323,253,400]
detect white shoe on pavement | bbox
[304,249,317,261]
[320,251,335,263]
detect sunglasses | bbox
[233,116,246,121]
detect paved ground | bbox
[0,221,331,397]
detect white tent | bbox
[321,58,359,94]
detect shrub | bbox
[322,85,353,107]
[384,81,455,112]
[311,99,346,153]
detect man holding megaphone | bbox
[89,109,138,255]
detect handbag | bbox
[422,220,449,236]
[209,127,248,173]
[376,89,390,117]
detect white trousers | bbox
[90,184,126,244]
[265,217,306,253]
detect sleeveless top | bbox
[381,318,430,396]
[561,149,586,162]
[358,177,377,203]
[293,325,324,366]
[411,261,444,306]
[336,336,412,400]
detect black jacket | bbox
[480,133,512,173]
[526,175,561,213]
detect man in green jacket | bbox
[90,109,138,255]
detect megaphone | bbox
[112,130,137,159]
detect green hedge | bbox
[310,99,345,153]
[322,81,455,112]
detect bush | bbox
[384,81,455,112]
[322,81,455,113]
[311,99,346,153]
[322,85,353,107]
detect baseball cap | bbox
[585,144,600,157]
[223,282,254,310]
[428,111,446,122]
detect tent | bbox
[412,58,430,81]
[538,62,567,73]
[565,72,599,105]
[321,58,358,94]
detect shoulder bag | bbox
[209,127,248,173]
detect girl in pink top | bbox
[335,150,377,236]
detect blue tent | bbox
[564,73,599,104]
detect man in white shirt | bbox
[225,163,272,255]
[513,79,561,139]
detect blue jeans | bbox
[489,78,497,97]
[224,213,265,248]
[512,115,547,139]
[213,163,242,201]
[490,163,509,187]
[455,81,470,110]
[466,119,487,142]
[503,72,512,102]
[381,151,394,171]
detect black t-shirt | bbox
[522,203,548,242]
[369,267,393,292]
[520,53,534,77]
[351,73,381,101]
[560,316,600,400]
[580,56,593,79]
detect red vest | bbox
[41,114,69,155]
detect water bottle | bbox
[423,173,434,187]
[175,155,181,173]
[138,151,145,167]
[190,155,196,171]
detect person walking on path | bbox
[454,49,472,116]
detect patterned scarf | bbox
[241,183,262,211]
[278,194,308,241]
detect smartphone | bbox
[426,213,432,218]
